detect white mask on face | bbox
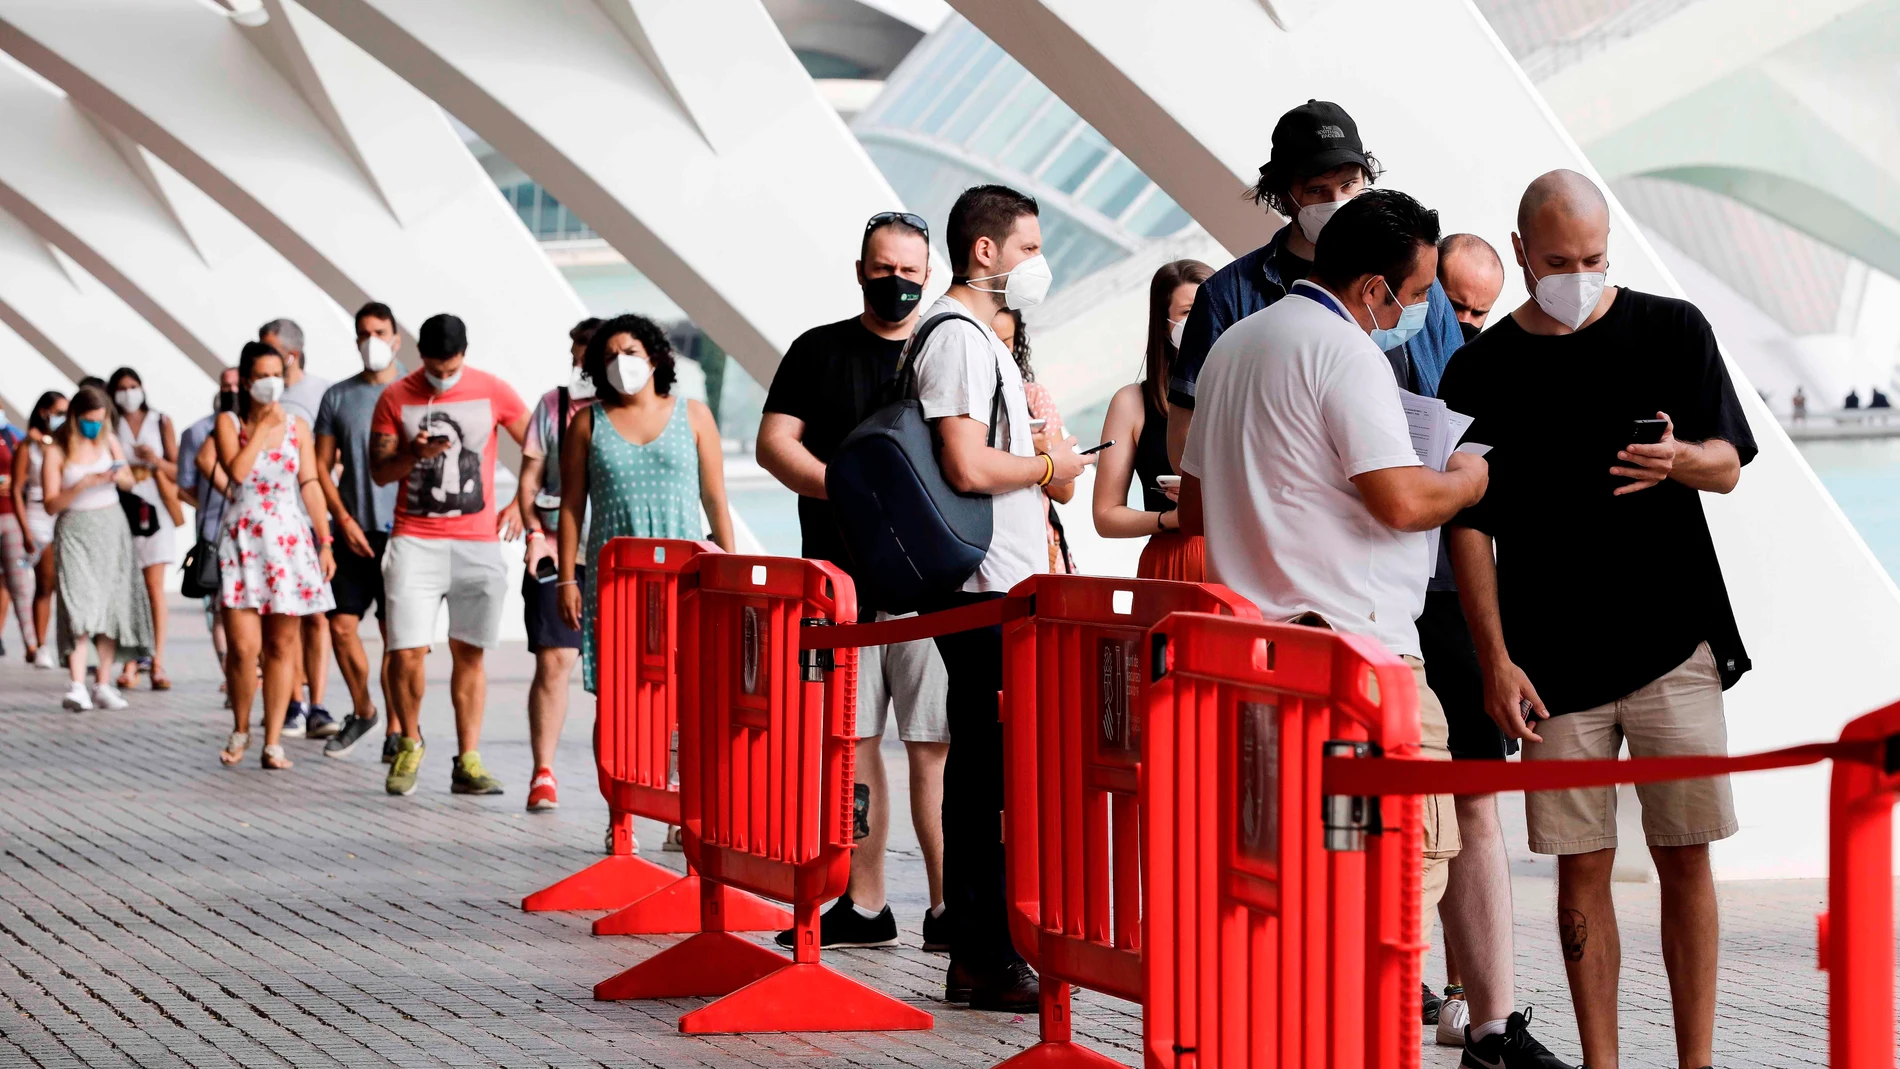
[250,376,285,405]
[1529,262,1607,331]
[359,334,395,372]
[113,387,143,413]
[1168,318,1186,350]
[968,253,1054,310]
[607,353,652,396]
[568,364,597,399]
[1295,197,1349,243]
[424,367,461,392]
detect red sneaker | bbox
[527,767,559,811]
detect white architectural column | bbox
[948,0,1900,878]
[0,205,213,420]
[292,0,912,384]
[0,318,78,429]
[0,65,350,379]
[0,0,585,400]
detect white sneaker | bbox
[1436,995,1469,1047]
[32,645,56,669]
[61,682,93,711]
[90,683,129,711]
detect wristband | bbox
[556,579,580,588]
[527,529,545,540]
[1037,452,1054,487]
[316,535,334,545]
[1156,510,1167,533]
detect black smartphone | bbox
[427,434,452,446]
[535,556,558,582]
[1628,419,1668,445]
[1078,440,1114,456]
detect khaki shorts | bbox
[1524,642,1738,855]
[1403,657,1461,918]
[855,612,950,743]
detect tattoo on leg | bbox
[1559,908,1587,962]
[853,781,871,841]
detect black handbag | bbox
[178,489,226,599]
[119,488,159,538]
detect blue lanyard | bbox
[1290,279,1353,324]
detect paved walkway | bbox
[0,596,1836,1067]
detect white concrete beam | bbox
[0,317,78,429]
[0,66,352,380]
[291,0,912,384]
[948,0,1900,879]
[0,0,586,400]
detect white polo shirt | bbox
[1180,280,1428,658]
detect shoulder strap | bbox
[555,387,568,468]
[897,311,1008,449]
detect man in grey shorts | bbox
[756,209,951,950]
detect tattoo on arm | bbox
[1559,908,1588,962]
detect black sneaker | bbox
[323,714,378,758]
[305,704,340,739]
[921,907,950,953]
[282,700,308,738]
[969,960,1039,1013]
[774,896,899,949]
[1423,982,1443,1024]
[1462,1008,1576,1069]
[381,734,402,765]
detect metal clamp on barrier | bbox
[799,618,834,681]
[1322,739,1383,852]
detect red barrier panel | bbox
[521,538,790,935]
[995,575,1257,1069]
[1142,612,1422,1069]
[593,553,931,1034]
[1822,699,1900,1069]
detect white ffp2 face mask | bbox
[607,354,652,396]
[359,335,395,372]
[1168,318,1186,350]
[969,253,1054,310]
[114,387,144,413]
[1530,265,1607,331]
[568,365,597,399]
[250,376,285,405]
[1295,197,1349,243]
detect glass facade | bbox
[505,180,596,242]
[852,16,1195,294]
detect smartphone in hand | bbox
[1629,419,1668,445]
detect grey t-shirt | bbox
[315,373,400,534]
[175,413,226,543]
[281,370,332,426]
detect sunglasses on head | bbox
[864,211,930,237]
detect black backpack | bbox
[824,312,1008,614]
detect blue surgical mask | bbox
[1367,279,1429,352]
[78,419,103,440]
[47,414,66,432]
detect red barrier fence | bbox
[994,576,1258,1068]
[1822,701,1900,1069]
[1143,612,1423,1069]
[592,554,931,1034]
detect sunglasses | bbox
[864,211,930,237]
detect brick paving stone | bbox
[0,594,1856,1067]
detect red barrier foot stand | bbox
[594,932,784,1001]
[993,1042,1126,1069]
[679,961,934,1034]
[521,855,678,912]
[592,876,792,936]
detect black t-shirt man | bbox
[761,316,906,571]
[1440,287,1756,714]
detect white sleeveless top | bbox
[24,441,44,505]
[117,410,168,509]
[61,451,119,513]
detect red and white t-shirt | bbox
[370,367,528,541]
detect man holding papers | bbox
[1179,189,1579,1069]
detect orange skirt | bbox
[1136,530,1206,582]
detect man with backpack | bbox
[908,185,1090,1010]
[757,213,953,952]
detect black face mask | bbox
[862,273,924,325]
[1459,321,1482,343]
[217,390,241,414]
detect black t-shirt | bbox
[1439,288,1756,714]
[762,315,907,573]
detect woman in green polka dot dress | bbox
[555,314,734,691]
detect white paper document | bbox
[1397,389,1476,574]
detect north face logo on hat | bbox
[1317,124,1345,139]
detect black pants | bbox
[1417,589,1514,760]
[919,588,1019,970]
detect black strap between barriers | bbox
[1322,738,1884,798]
[799,595,1033,649]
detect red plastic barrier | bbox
[593,553,931,1034]
[1821,699,1900,1069]
[1142,612,1423,1069]
[521,538,790,935]
[994,575,1257,1068]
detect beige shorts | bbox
[854,612,950,743]
[1524,641,1738,855]
[1403,657,1461,917]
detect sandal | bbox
[220,732,250,766]
[117,664,140,689]
[150,667,172,691]
[262,744,292,770]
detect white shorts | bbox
[855,612,950,743]
[380,536,507,651]
[24,503,53,549]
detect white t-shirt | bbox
[911,294,1046,594]
[1181,281,1428,658]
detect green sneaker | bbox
[451,751,505,795]
[385,737,423,796]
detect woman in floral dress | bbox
[214,342,336,769]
